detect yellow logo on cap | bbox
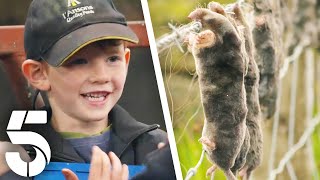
[68,0,81,7]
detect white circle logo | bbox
[5,111,51,177]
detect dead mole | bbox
[186,2,248,180]
[224,3,263,179]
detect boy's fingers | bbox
[0,142,31,176]
[61,168,79,180]
[109,151,122,179]
[0,142,12,175]
[121,164,129,180]
[88,146,104,180]
[157,142,166,149]
[100,148,112,179]
[0,142,31,160]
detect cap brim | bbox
[42,23,139,66]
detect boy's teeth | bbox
[84,93,107,98]
[82,93,108,101]
[87,96,105,102]
[88,94,99,97]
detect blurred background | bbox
[149,0,320,179]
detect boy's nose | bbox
[88,62,110,83]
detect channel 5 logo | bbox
[5,110,51,177]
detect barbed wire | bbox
[269,114,320,180]
[156,21,202,54]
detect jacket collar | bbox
[109,104,159,157]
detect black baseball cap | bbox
[24,0,139,67]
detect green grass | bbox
[175,127,226,179]
[312,125,320,179]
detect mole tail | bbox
[240,169,252,180]
[231,169,237,178]
[225,169,237,180]
[245,170,252,180]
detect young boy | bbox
[0,0,168,178]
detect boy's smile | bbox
[81,91,110,104]
[44,40,130,134]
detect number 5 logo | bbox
[5,110,51,177]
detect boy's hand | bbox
[157,142,166,149]
[62,146,128,180]
[0,141,31,176]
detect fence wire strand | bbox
[286,49,299,180]
[269,114,320,180]
[304,49,319,180]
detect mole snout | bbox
[187,8,206,20]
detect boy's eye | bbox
[65,58,88,66]
[107,56,121,63]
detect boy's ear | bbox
[21,60,50,91]
[124,48,131,64]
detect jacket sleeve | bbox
[133,129,167,164]
[0,170,32,180]
[131,144,176,180]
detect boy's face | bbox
[45,40,130,124]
